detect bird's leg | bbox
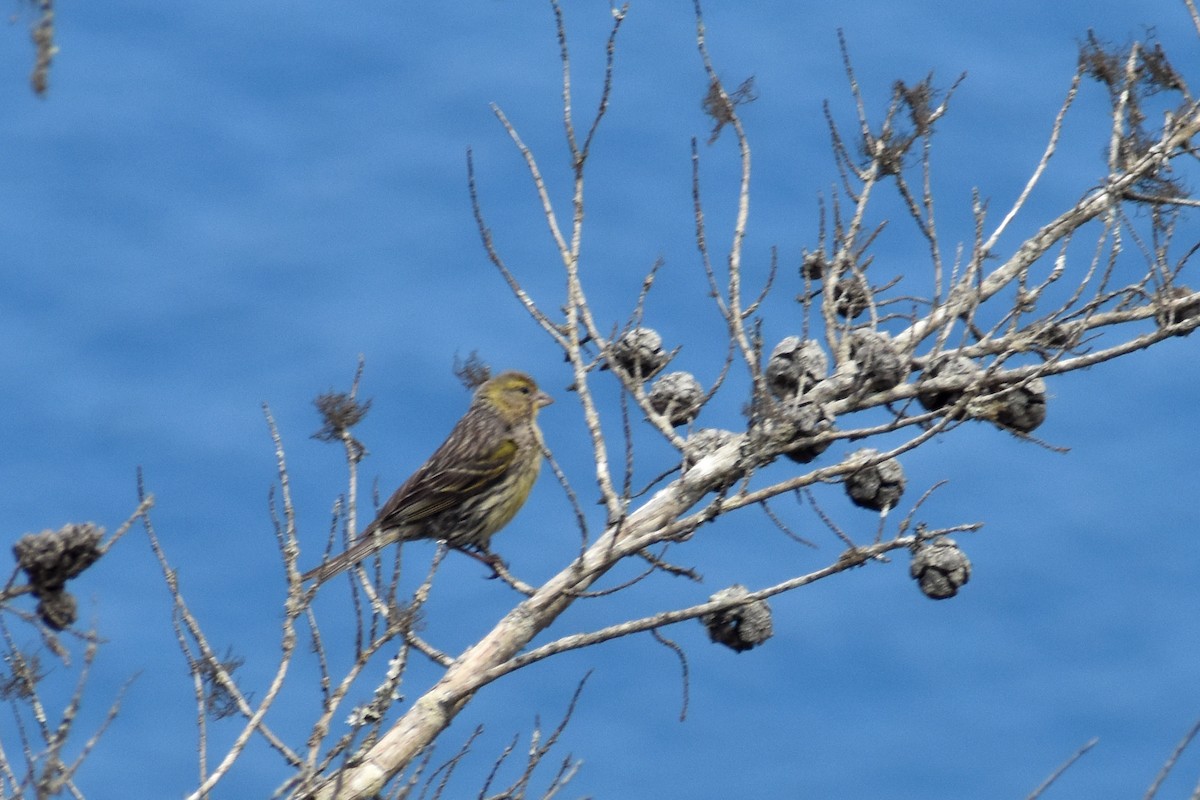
[456,544,507,576]
[457,546,535,595]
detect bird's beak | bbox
[536,390,554,408]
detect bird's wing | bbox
[376,421,519,529]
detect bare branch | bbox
[1026,737,1099,800]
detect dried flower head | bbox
[454,351,493,390]
[312,391,372,445]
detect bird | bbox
[303,370,553,584]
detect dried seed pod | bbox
[1032,321,1085,350]
[801,251,827,281]
[843,448,906,513]
[805,370,854,405]
[37,590,78,631]
[910,538,972,599]
[1157,285,1200,336]
[684,428,737,468]
[765,337,828,400]
[14,523,104,591]
[997,378,1047,432]
[747,398,828,464]
[13,523,103,630]
[833,277,869,319]
[779,400,834,464]
[847,330,905,392]
[968,378,1048,433]
[702,584,773,652]
[649,371,704,426]
[608,328,669,380]
[916,355,982,413]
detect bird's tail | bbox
[302,523,396,585]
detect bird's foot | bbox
[458,546,507,576]
[460,547,534,595]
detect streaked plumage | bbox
[304,371,552,584]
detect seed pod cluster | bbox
[968,378,1048,433]
[917,355,982,413]
[910,539,972,600]
[684,427,737,468]
[995,378,1047,432]
[847,330,905,392]
[800,251,827,281]
[843,448,906,513]
[701,584,774,652]
[781,400,834,464]
[649,371,704,426]
[749,397,834,465]
[608,327,669,380]
[13,523,104,630]
[833,277,869,319]
[1157,285,1200,336]
[1033,321,1084,350]
[765,336,828,400]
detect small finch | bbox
[304,371,552,584]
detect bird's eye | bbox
[517,385,531,394]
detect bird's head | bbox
[479,371,553,423]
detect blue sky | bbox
[3,1,1199,797]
